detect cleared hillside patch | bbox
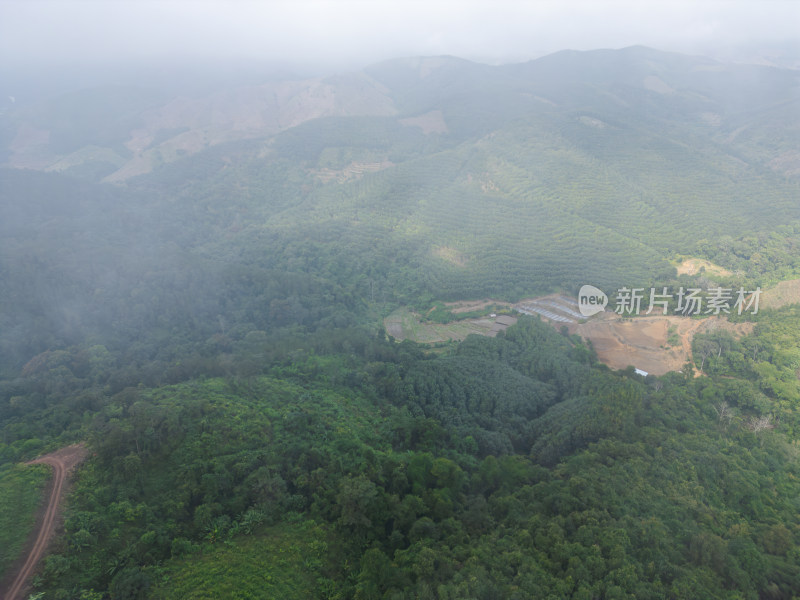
[385,306,502,342]
[761,277,800,309]
[675,257,733,277]
[151,521,332,599]
[0,464,50,581]
[387,294,756,377]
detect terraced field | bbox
[384,307,500,343]
[516,295,584,323]
[387,290,760,377]
[384,295,581,343]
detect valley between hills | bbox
[2,46,800,598]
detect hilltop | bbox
[2,47,798,183]
[2,47,800,599]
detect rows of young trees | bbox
[2,57,800,597]
[0,309,796,598]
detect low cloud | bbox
[1,0,798,69]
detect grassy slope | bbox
[128,70,799,302]
[1,49,799,598]
[0,463,50,579]
[151,520,332,599]
[34,375,386,596]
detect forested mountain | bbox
[4,47,799,180]
[1,47,800,599]
[3,47,799,365]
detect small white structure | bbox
[634,368,648,377]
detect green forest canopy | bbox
[0,47,799,599]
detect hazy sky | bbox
[1,0,798,70]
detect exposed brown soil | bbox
[676,258,732,277]
[761,278,800,309]
[2,444,87,600]
[390,291,757,376]
[434,246,470,268]
[9,76,398,183]
[568,313,753,375]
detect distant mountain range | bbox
[2,46,798,183]
[2,46,798,305]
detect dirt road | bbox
[3,444,87,600]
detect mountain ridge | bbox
[2,46,798,182]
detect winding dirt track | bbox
[3,444,87,600]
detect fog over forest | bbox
[1,2,800,599]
